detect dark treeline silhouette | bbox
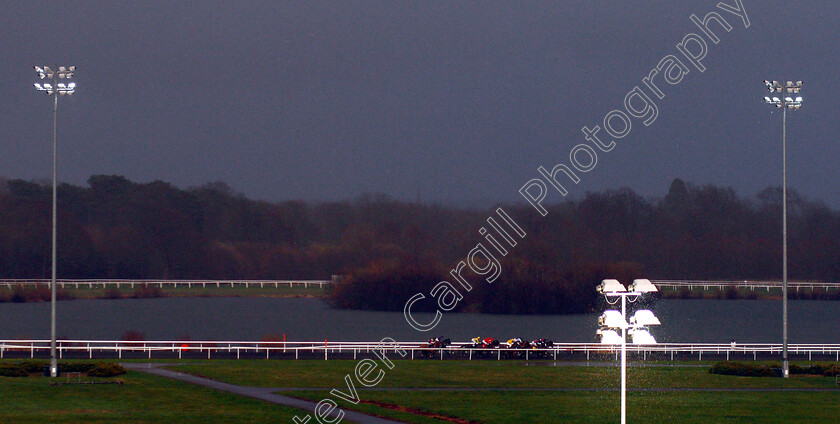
[332,256,645,315]
[332,177,840,314]
[0,175,480,280]
[2,175,839,312]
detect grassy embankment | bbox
[167,359,840,424]
[0,283,327,303]
[3,282,838,304]
[4,359,839,423]
[0,360,314,424]
[658,285,840,300]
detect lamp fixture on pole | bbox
[597,279,661,424]
[762,79,803,379]
[33,65,76,378]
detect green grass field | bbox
[167,360,840,423]
[284,389,840,424]
[0,369,312,424]
[3,359,839,423]
[165,359,838,390]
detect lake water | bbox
[0,297,837,343]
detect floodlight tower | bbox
[762,80,802,379]
[596,279,660,424]
[33,65,76,378]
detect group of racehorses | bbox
[418,336,555,358]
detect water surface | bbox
[0,298,836,343]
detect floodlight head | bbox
[68,66,76,71]
[599,310,629,329]
[786,81,793,87]
[627,279,658,293]
[35,65,54,79]
[597,279,627,294]
[764,96,772,103]
[795,96,802,102]
[629,328,657,345]
[34,82,54,94]
[597,329,623,345]
[629,309,661,326]
[56,80,75,95]
[57,66,75,79]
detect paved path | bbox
[122,363,405,424]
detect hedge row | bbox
[710,361,840,377]
[0,361,126,378]
[709,361,778,377]
[790,363,840,377]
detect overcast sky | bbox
[3,1,839,207]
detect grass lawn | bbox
[167,359,840,423]
[165,359,839,390]
[283,389,840,424]
[0,369,312,424]
[5,359,839,423]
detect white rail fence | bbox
[2,279,838,291]
[652,280,840,291]
[1,340,839,362]
[0,275,840,290]
[0,279,337,289]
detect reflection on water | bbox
[0,297,836,343]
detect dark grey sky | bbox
[3,1,839,206]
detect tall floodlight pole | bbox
[762,80,802,379]
[597,279,660,424]
[34,65,76,378]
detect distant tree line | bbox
[0,175,480,280]
[332,178,840,314]
[330,258,644,315]
[2,175,839,312]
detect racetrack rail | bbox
[2,339,839,362]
